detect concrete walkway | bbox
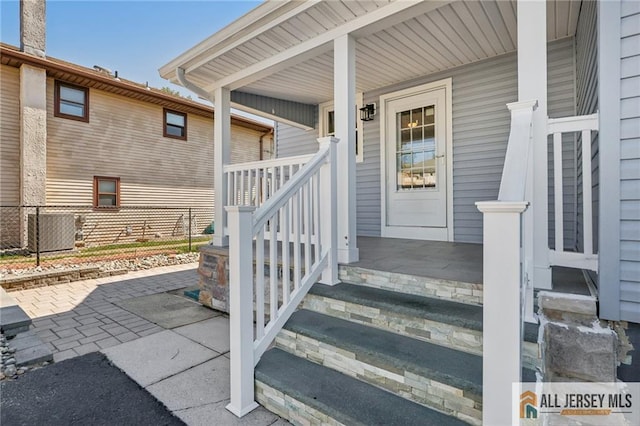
[5,264,288,425]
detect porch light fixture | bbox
[359,103,376,121]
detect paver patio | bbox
[4,263,290,425]
[8,264,198,362]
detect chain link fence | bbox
[0,206,214,269]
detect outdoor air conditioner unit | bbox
[28,213,75,252]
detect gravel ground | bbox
[0,252,200,279]
[0,333,50,382]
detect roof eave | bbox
[158,0,290,81]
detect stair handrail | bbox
[225,136,339,418]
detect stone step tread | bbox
[11,330,53,366]
[309,282,483,332]
[256,348,468,426]
[0,305,32,335]
[284,309,483,397]
[309,282,540,344]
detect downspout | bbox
[259,129,274,160]
[176,67,211,101]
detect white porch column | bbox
[518,0,551,289]
[333,34,359,264]
[213,86,231,247]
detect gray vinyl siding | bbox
[362,39,577,241]
[274,40,578,242]
[0,65,20,206]
[619,0,640,323]
[0,65,21,248]
[575,0,599,255]
[274,122,318,158]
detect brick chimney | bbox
[20,0,46,57]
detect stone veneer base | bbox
[339,265,483,306]
[275,329,482,425]
[1,267,128,292]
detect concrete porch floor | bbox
[351,236,483,284]
[351,236,591,295]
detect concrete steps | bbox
[303,282,541,370]
[304,282,483,355]
[1,287,53,370]
[339,264,483,306]
[273,309,484,424]
[256,266,540,425]
[256,348,469,426]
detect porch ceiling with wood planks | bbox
[162,0,582,105]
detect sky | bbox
[0,0,265,116]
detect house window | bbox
[54,81,89,122]
[93,177,120,208]
[164,109,187,140]
[319,93,364,163]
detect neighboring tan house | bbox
[161,0,639,424]
[0,40,273,248]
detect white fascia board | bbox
[158,0,290,81]
[204,0,451,92]
[184,0,323,75]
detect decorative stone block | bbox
[197,245,230,311]
[543,321,618,382]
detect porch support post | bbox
[476,200,528,426]
[518,0,551,289]
[225,205,259,417]
[333,34,359,264]
[213,86,231,247]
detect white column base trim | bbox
[532,265,552,290]
[212,235,229,247]
[225,402,259,418]
[337,247,359,264]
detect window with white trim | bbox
[319,93,364,163]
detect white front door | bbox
[381,80,452,240]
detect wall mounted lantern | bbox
[359,103,376,121]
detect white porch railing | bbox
[548,113,599,271]
[225,137,339,417]
[224,154,313,208]
[476,100,536,426]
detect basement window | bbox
[93,176,120,208]
[164,109,187,140]
[54,81,89,122]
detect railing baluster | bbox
[304,180,312,274]
[293,191,301,290]
[313,172,321,264]
[553,132,564,252]
[226,171,232,206]
[282,199,290,305]
[240,170,246,205]
[279,165,285,193]
[270,210,278,319]
[261,167,267,207]
[270,167,275,200]
[256,229,265,339]
[582,129,593,256]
